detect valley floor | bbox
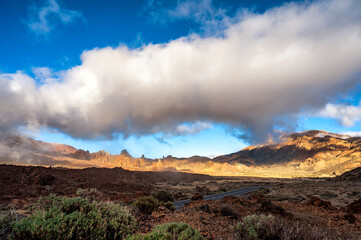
[1,164,361,239]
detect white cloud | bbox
[151,121,212,142]
[175,121,212,135]
[318,103,361,127]
[2,0,361,143]
[26,0,83,35]
[340,131,361,137]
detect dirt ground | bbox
[154,176,361,207]
[1,164,361,239]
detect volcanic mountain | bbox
[215,130,361,166]
[0,130,360,177]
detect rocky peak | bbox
[120,149,131,157]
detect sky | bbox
[1,0,361,158]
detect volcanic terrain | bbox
[1,130,361,177]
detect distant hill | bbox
[1,130,360,177]
[332,167,361,182]
[4,135,77,155]
[215,130,361,166]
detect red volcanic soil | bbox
[2,164,360,239]
[145,195,361,239]
[0,164,211,208]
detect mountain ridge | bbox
[1,130,360,177]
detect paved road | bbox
[173,186,270,210]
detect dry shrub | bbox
[76,188,102,201]
[233,214,355,240]
[0,206,24,240]
[129,222,204,240]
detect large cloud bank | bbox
[1,0,361,143]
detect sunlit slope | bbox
[1,130,361,177]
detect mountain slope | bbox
[4,135,77,155]
[1,130,361,177]
[332,167,361,182]
[215,130,360,165]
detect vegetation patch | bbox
[152,190,174,203]
[0,206,24,240]
[134,196,160,215]
[129,222,204,240]
[233,214,347,240]
[11,194,137,240]
[135,193,175,215]
[76,188,102,201]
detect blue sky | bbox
[1,0,361,158]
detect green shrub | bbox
[161,201,175,212]
[76,188,102,201]
[134,196,159,215]
[129,222,204,240]
[152,191,174,203]
[150,190,175,212]
[11,195,137,240]
[233,214,276,240]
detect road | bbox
[173,186,270,210]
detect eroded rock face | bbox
[67,149,90,160]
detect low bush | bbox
[76,188,102,201]
[161,201,175,212]
[129,222,204,240]
[11,195,137,240]
[220,205,238,219]
[152,190,174,203]
[233,214,278,240]
[151,191,176,211]
[134,196,160,215]
[233,214,349,240]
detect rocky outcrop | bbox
[68,149,90,160]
